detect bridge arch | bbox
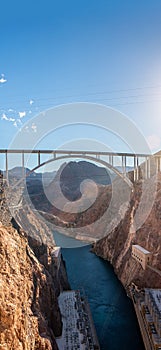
[27,154,133,188]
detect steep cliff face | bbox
[0,224,59,349]
[93,174,161,290]
[0,182,70,350]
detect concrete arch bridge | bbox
[0,149,159,188]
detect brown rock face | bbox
[92,174,161,290]
[0,223,63,349]
[0,180,70,350]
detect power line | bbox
[1,83,161,107]
[18,98,161,111]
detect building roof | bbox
[145,289,161,314]
[133,244,151,255]
[150,290,161,314]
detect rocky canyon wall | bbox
[0,182,70,350]
[92,174,161,290]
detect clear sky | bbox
[1,0,161,170]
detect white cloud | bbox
[19,111,26,118]
[147,134,161,151]
[1,113,8,120]
[17,119,22,124]
[0,74,7,84]
[24,126,29,133]
[24,124,37,133]
[1,108,27,129]
[1,113,15,123]
[0,77,7,83]
[13,121,22,129]
[31,123,37,133]
[29,99,34,105]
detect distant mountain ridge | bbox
[3,166,56,186]
[2,161,133,233]
[59,161,111,201]
[21,161,112,223]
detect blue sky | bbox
[1,0,161,169]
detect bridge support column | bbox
[38,151,41,166]
[145,157,148,180]
[136,157,139,181]
[134,156,139,182]
[122,155,126,175]
[124,156,127,173]
[156,157,160,174]
[147,157,151,179]
[146,157,151,179]
[134,156,136,182]
[5,150,8,184]
[22,152,25,179]
[53,151,56,160]
[159,157,161,172]
[109,155,113,166]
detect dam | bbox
[56,290,100,350]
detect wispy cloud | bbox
[31,123,37,133]
[1,101,37,131]
[19,111,26,118]
[1,113,15,122]
[0,74,7,84]
[24,126,29,132]
[1,110,24,128]
[1,113,8,120]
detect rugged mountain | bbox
[39,168,132,243]
[26,161,112,231]
[0,179,70,350]
[11,161,132,235]
[58,161,111,201]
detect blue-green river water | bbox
[53,231,145,350]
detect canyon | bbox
[1,160,161,349]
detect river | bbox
[53,231,145,350]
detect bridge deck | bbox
[0,149,151,157]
